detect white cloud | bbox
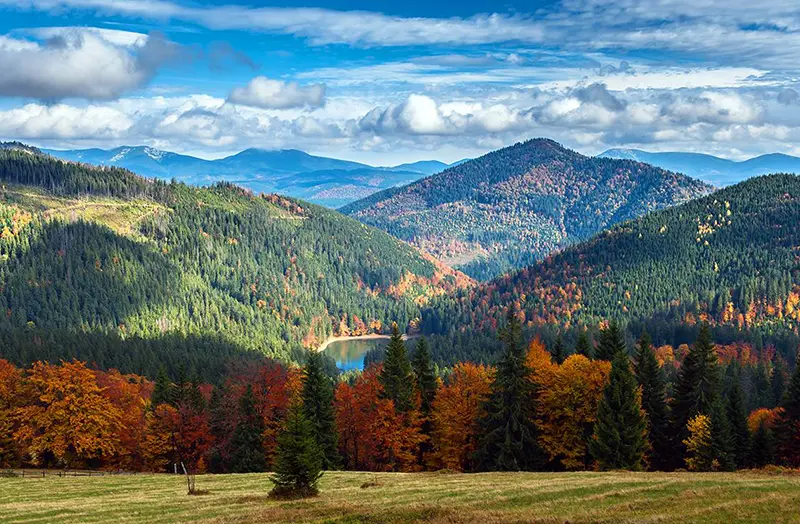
[0,103,132,139]
[228,76,325,109]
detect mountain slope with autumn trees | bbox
[343,139,712,280]
[0,147,470,379]
[421,173,800,364]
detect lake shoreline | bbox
[316,333,416,352]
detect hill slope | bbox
[600,148,800,186]
[422,173,800,358]
[42,146,451,207]
[0,148,469,378]
[343,139,712,280]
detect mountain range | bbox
[343,139,713,280]
[41,145,458,208]
[600,148,800,186]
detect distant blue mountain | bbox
[41,145,459,207]
[599,148,800,186]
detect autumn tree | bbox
[269,401,323,499]
[15,360,123,468]
[430,362,493,471]
[474,310,545,471]
[335,365,382,470]
[590,350,647,470]
[683,414,715,471]
[230,385,267,473]
[634,332,672,470]
[0,359,21,467]
[775,357,800,466]
[301,351,340,470]
[379,324,414,413]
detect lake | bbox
[323,337,390,371]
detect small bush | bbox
[268,485,319,500]
[360,475,382,489]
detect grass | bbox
[1,471,799,523]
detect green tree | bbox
[590,350,647,470]
[772,357,788,406]
[551,335,565,364]
[379,324,415,413]
[151,366,174,407]
[595,321,626,361]
[725,370,751,469]
[775,357,800,467]
[411,337,437,416]
[750,421,776,468]
[672,324,720,445]
[634,332,672,470]
[301,351,340,470]
[230,385,267,473]
[575,330,593,359]
[708,398,735,471]
[474,310,545,471]
[269,402,324,499]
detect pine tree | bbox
[151,366,174,407]
[575,330,593,359]
[411,337,437,416]
[772,357,788,406]
[750,421,776,468]
[269,402,324,499]
[590,350,647,470]
[474,310,545,471]
[634,332,672,470]
[672,324,720,445]
[379,324,414,413]
[552,336,565,365]
[596,321,626,361]
[708,398,735,471]
[301,351,340,470]
[230,385,267,473]
[775,357,800,467]
[725,368,751,469]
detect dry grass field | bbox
[2,470,800,523]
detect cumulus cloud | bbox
[0,28,181,100]
[228,76,325,109]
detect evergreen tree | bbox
[301,351,340,470]
[474,310,545,471]
[634,332,672,470]
[575,330,593,359]
[725,369,751,469]
[708,398,735,471]
[379,324,415,412]
[552,335,566,364]
[775,357,800,467]
[269,402,324,499]
[590,350,647,470]
[595,321,626,361]
[207,387,234,473]
[151,366,174,407]
[672,324,720,445]
[411,337,437,416]
[230,385,267,473]
[772,357,788,406]
[750,421,776,468]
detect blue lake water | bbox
[323,338,389,371]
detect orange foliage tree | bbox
[0,359,22,467]
[14,360,124,468]
[94,369,152,470]
[429,362,494,471]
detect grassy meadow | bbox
[1,470,799,523]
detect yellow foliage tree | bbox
[683,414,716,471]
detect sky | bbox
[1,0,800,164]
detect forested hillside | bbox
[343,139,712,280]
[421,174,800,363]
[0,149,469,379]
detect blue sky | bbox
[0,0,799,164]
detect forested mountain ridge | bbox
[0,148,470,378]
[421,173,800,362]
[343,138,712,280]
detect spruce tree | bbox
[411,337,437,416]
[474,310,545,471]
[775,358,800,467]
[575,330,593,359]
[230,385,267,473]
[552,335,565,364]
[151,366,174,407]
[725,370,751,469]
[379,324,414,412]
[708,398,735,471]
[269,402,324,499]
[750,421,776,468]
[207,387,234,473]
[634,332,672,470]
[672,324,720,445]
[590,350,647,470]
[301,351,340,470]
[595,321,626,361]
[772,357,788,406]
